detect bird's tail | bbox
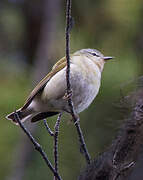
[6,108,59,125]
[6,108,34,125]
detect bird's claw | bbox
[63,90,72,100]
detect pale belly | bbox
[38,62,101,114]
[69,72,100,113]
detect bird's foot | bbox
[63,90,72,100]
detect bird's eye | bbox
[91,53,100,57]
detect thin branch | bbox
[14,112,62,180]
[65,0,91,164]
[43,119,54,136]
[54,113,62,180]
[75,121,91,164]
[43,114,62,180]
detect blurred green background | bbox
[1,0,143,179]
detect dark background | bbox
[0,0,143,179]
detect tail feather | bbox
[31,112,59,122]
[6,110,22,123]
[6,108,34,125]
[6,109,59,125]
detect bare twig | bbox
[43,114,62,180]
[14,112,62,180]
[65,0,91,164]
[43,119,54,136]
[54,113,62,180]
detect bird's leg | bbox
[63,90,72,100]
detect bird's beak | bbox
[103,56,114,61]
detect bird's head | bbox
[74,48,113,72]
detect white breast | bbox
[38,55,102,114]
[69,55,101,113]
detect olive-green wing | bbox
[21,57,67,110]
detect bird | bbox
[6,49,113,125]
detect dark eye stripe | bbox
[91,53,100,57]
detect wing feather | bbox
[21,57,67,110]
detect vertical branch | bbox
[65,0,91,164]
[65,0,72,96]
[43,114,62,180]
[54,113,62,180]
